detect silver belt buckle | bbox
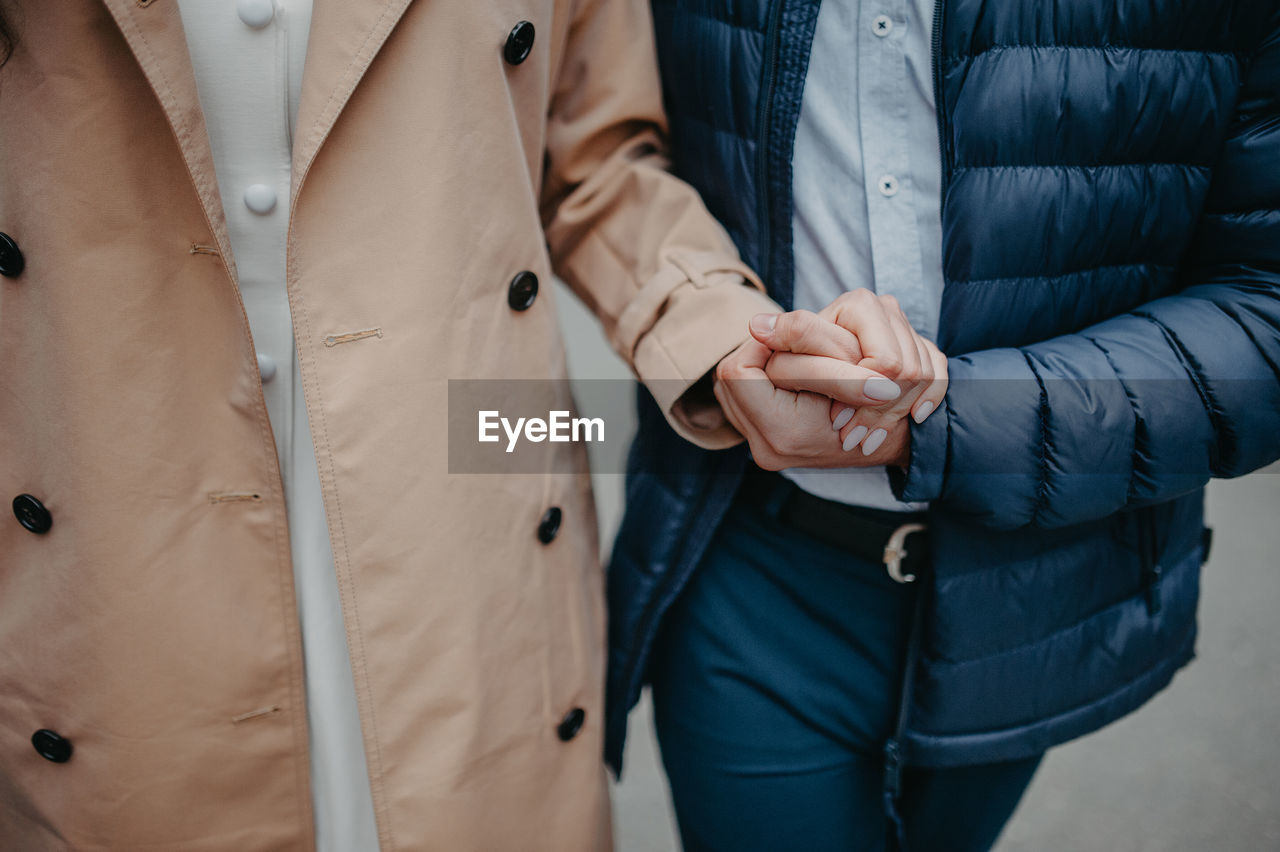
[884,523,927,584]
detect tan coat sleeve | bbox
[540,0,780,450]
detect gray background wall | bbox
[552,281,1280,852]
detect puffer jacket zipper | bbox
[932,0,949,206]
[754,0,786,286]
[882,2,948,844]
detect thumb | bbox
[749,310,863,363]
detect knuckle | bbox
[877,356,904,378]
[771,434,800,457]
[754,447,782,471]
[789,310,818,345]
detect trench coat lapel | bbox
[99,0,236,276]
[291,0,417,202]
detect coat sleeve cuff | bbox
[615,252,780,450]
[888,396,949,504]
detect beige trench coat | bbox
[0,0,777,848]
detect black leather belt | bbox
[738,472,931,583]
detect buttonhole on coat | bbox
[208,492,263,504]
[232,705,281,724]
[189,243,220,256]
[324,327,383,347]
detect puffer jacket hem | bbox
[902,621,1195,768]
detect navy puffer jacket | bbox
[605,0,1280,775]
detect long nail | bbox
[842,425,869,452]
[913,401,935,424]
[832,407,855,431]
[864,377,901,401]
[861,428,888,456]
[750,314,778,334]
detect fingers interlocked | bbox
[745,289,948,458]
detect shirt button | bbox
[873,15,894,37]
[244,184,278,215]
[13,494,53,535]
[237,0,275,29]
[32,729,73,763]
[257,353,278,383]
[878,175,900,197]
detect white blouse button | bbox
[244,183,278,215]
[237,0,275,29]
[257,352,278,383]
[877,175,900,197]
[873,15,894,37]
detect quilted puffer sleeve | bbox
[893,18,1280,530]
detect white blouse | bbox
[174,1,381,849]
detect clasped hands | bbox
[714,289,947,471]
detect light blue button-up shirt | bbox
[782,0,945,510]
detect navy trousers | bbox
[649,479,1042,851]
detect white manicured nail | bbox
[864,377,901,401]
[913,401,935,424]
[832,407,855,431]
[842,425,869,452]
[862,428,888,456]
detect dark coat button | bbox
[508,271,539,311]
[557,708,585,742]
[13,494,52,534]
[537,506,562,544]
[32,729,72,763]
[0,232,24,277]
[504,21,536,65]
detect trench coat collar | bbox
[100,0,416,257]
[99,0,236,275]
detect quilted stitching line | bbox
[949,262,1175,288]
[951,163,1213,172]
[944,44,1242,65]
[1021,351,1053,528]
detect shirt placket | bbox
[860,3,935,342]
